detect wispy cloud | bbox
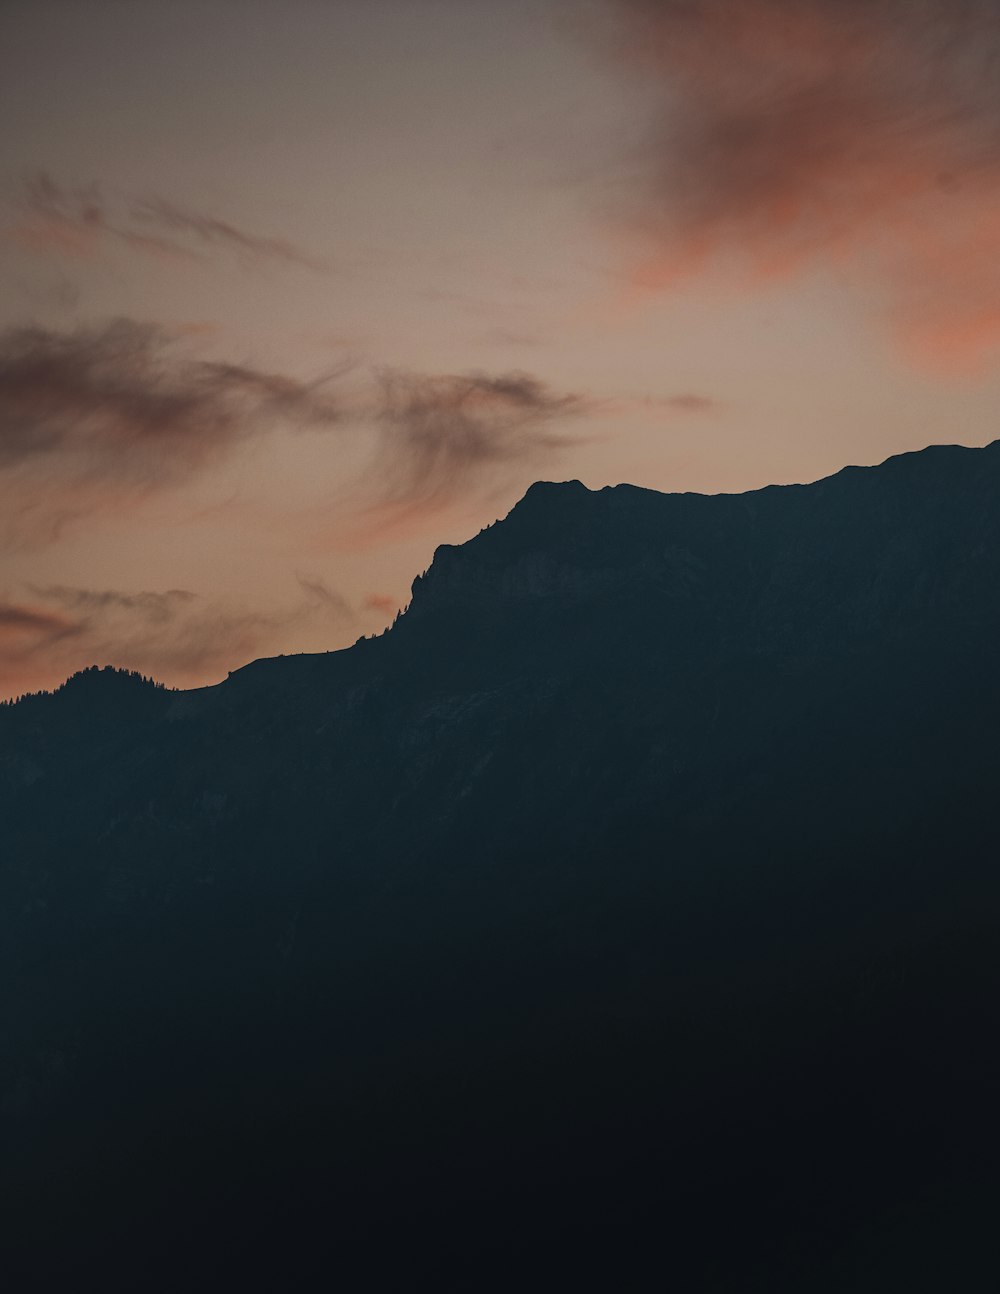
[309,367,589,548]
[599,0,1000,370]
[0,313,589,551]
[6,171,331,273]
[1,578,354,700]
[0,318,343,546]
[472,327,544,349]
[585,390,720,425]
[370,369,588,510]
[295,574,353,620]
[656,393,717,414]
[0,600,81,642]
[130,196,332,273]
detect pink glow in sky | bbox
[2,0,999,698]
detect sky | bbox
[2,0,999,698]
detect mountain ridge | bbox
[8,436,997,705]
[3,435,1000,1290]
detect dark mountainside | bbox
[3,441,1000,1290]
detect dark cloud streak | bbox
[295,574,352,619]
[0,318,345,547]
[0,600,82,640]
[0,317,588,548]
[7,172,331,273]
[28,585,197,621]
[131,196,332,273]
[368,368,588,512]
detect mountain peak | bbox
[397,437,1000,642]
[519,477,591,501]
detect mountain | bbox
[3,441,1000,1291]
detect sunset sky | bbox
[2,0,999,698]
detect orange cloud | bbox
[602,0,1000,370]
[365,593,399,617]
[7,216,102,260]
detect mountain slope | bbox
[3,440,1000,1291]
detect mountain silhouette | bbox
[3,441,1000,1291]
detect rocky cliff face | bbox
[3,440,1000,1291]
